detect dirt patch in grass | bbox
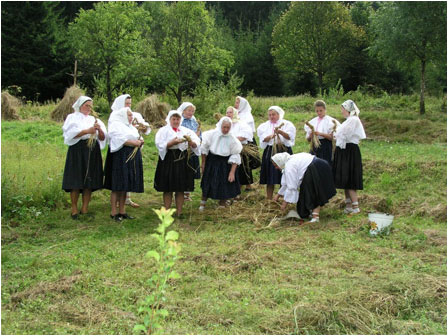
[9,270,82,305]
[423,229,447,246]
[49,295,137,328]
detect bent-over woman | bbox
[333,100,366,214]
[257,106,296,199]
[62,96,107,219]
[273,152,336,223]
[154,110,201,218]
[105,107,144,221]
[200,117,242,210]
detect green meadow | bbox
[1,94,446,334]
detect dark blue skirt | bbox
[104,146,144,193]
[332,143,363,190]
[310,138,333,165]
[260,145,293,185]
[154,149,195,192]
[189,154,201,179]
[297,157,336,218]
[201,153,240,200]
[62,140,103,192]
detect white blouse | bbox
[231,120,253,144]
[155,125,201,160]
[201,129,242,165]
[62,112,108,150]
[132,112,151,135]
[278,153,315,204]
[304,115,340,139]
[334,116,366,149]
[257,119,296,150]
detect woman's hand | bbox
[86,126,96,135]
[228,171,235,183]
[188,140,197,148]
[263,134,275,142]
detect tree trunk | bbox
[176,87,183,105]
[317,70,323,94]
[419,58,426,115]
[106,66,112,108]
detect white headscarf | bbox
[236,96,255,132]
[268,106,285,121]
[271,152,291,170]
[108,107,140,152]
[342,100,360,117]
[165,110,183,124]
[208,117,242,156]
[177,102,195,115]
[111,94,131,112]
[72,96,92,113]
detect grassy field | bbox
[1,94,446,334]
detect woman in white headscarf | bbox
[272,152,336,223]
[178,102,201,200]
[199,116,243,210]
[104,107,144,221]
[154,110,201,218]
[257,106,296,199]
[226,106,255,191]
[106,94,151,208]
[333,100,366,214]
[234,96,256,133]
[62,96,107,219]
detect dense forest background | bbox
[1,1,446,110]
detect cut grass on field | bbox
[2,95,447,334]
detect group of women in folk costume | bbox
[272,99,366,221]
[62,93,365,223]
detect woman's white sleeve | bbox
[62,115,82,146]
[282,168,300,204]
[188,129,201,156]
[257,123,269,150]
[155,128,169,160]
[228,154,241,165]
[281,121,296,147]
[96,119,108,150]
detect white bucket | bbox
[368,212,394,236]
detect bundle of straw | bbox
[126,117,145,163]
[214,113,223,121]
[272,122,286,156]
[196,119,202,133]
[87,110,100,150]
[331,119,338,160]
[305,121,321,151]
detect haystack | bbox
[51,85,85,122]
[134,94,170,128]
[1,91,20,120]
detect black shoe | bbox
[71,213,79,220]
[112,214,123,222]
[119,213,135,220]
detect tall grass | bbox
[1,139,67,220]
